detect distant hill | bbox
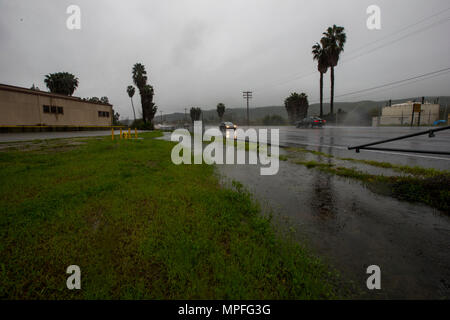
[158,96,450,126]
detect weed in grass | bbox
[338,157,448,177]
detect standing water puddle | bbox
[158,131,450,298]
[217,150,450,299]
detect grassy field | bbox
[0,132,340,299]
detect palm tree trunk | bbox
[130,98,136,123]
[140,93,147,123]
[319,72,324,117]
[330,67,335,115]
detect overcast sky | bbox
[1,0,449,119]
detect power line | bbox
[342,16,450,64]
[333,67,450,99]
[307,67,450,106]
[327,70,450,115]
[252,7,450,92]
[336,70,450,103]
[346,6,450,57]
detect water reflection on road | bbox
[217,148,450,299]
[159,129,450,298]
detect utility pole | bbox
[243,91,252,126]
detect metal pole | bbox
[356,147,450,155]
[348,125,450,151]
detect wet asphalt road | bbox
[239,125,450,170]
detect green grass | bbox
[0,132,339,299]
[285,146,448,178]
[338,157,448,177]
[295,160,450,213]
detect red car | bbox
[295,117,326,128]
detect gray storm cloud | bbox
[0,0,449,119]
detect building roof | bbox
[0,83,112,107]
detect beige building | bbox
[372,101,440,126]
[0,83,113,127]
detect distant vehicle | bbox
[219,122,237,131]
[295,117,326,128]
[433,120,446,126]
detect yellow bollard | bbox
[128,128,131,140]
[120,128,123,139]
[111,128,114,140]
[135,128,138,139]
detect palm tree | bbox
[131,63,157,123]
[190,107,202,123]
[284,92,309,124]
[216,103,225,121]
[127,85,136,122]
[44,72,79,96]
[321,25,346,115]
[312,42,328,118]
[132,63,147,90]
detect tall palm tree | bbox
[321,25,346,115]
[132,63,154,123]
[127,85,136,122]
[312,42,329,117]
[132,63,147,90]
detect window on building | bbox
[43,105,50,113]
[51,106,57,113]
[57,107,64,114]
[105,112,109,117]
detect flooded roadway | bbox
[215,126,450,299]
[218,155,450,299]
[164,127,450,298]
